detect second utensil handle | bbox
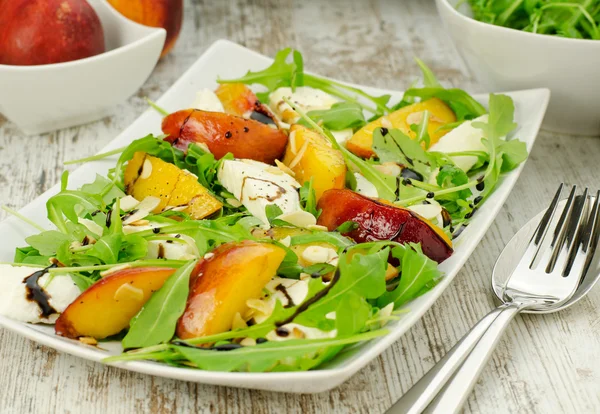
[386,303,515,414]
[424,303,522,414]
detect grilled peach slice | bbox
[55,267,177,339]
[176,240,286,339]
[161,110,288,164]
[123,152,222,219]
[215,83,278,125]
[282,125,346,200]
[317,189,452,263]
[346,98,456,159]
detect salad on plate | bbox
[0,48,528,372]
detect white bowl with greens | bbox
[437,0,600,136]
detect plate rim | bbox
[0,39,551,393]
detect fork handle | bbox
[423,303,522,413]
[386,302,521,414]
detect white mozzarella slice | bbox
[190,88,225,112]
[146,236,198,261]
[429,115,490,172]
[218,159,301,227]
[0,265,81,324]
[268,86,338,122]
[354,173,378,198]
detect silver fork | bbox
[389,184,600,414]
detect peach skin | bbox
[317,189,453,263]
[55,267,177,339]
[162,110,288,164]
[176,241,286,339]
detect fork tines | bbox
[528,184,600,277]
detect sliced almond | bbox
[275,159,296,177]
[301,246,337,265]
[226,198,242,208]
[279,235,291,247]
[119,195,140,212]
[287,138,309,169]
[240,337,256,347]
[246,298,272,316]
[78,218,103,237]
[407,203,442,221]
[140,159,153,179]
[380,116,393,129]
[79,337,98,346]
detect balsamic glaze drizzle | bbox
[24,264,58,318]
[275,268,341,327]
[274,284,295,308]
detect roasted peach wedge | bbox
[346,98,457,159]
[124,152,222,219]
[176,240,286,339]
[215,83,278,125]
[282,125,346,200]
[162,110,288,164]
[55,267,177,339]
[317,189,453,263]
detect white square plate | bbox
[0,40,550,393]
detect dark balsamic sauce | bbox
[250,111,276,125]
[24,264,58,318]
[275,269,341,327]
[105,209,113,228]
[401,168,424,182]
[274,284,295,308]
[453,224,468,239]
[476,181,485,192]
[275,327,290,337]
[474,196,483,205]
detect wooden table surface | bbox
[1,0,599,413]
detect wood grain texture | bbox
[0,0,599,413]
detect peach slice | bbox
[123,152,222,219]
[317,189,453,263]
[346,98,457,159]
[282,125,346,200]
[55,267,177,339]
[176,241,286,339]
[162,110,288,164]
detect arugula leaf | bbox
[298,102,366,131]
[46,191,103,234]
[299,178,320,218]
[336,291,372,336]
[25,230,72,256]
[373,128,433,179]
[335,221,359,233]
[14,246,51,266]
[80,174,125,204]
[218,48,300,92]
[291,49,304,90]
[295,248,388,330]
[289,232,353,250]
[170,330,386,372]
[377,243,441,308]
[87,202,123,264]
[411,110,432,149]
[123,260,198,349]
[402,87,487,121]
[415,58,442,88]
[436,164,472,200]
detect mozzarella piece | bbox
[266,323,337,341]
[146,236,198,261]
[218,159,301,227]
[429,115,490,172]
[190,88,225,112]
[407,202,444,228]
[0,265,81,324]
[354,173,378,198]
[269,86,338,122]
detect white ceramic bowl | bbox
[436,0,600,136]
[0,0,166,135]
